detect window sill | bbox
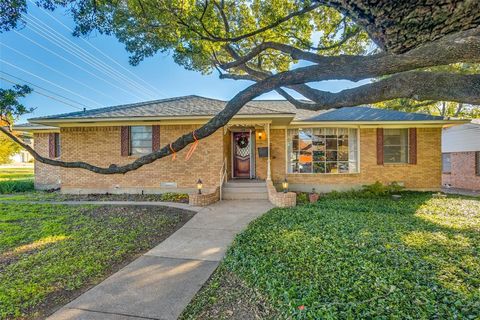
[382,163,411,166]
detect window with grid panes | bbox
[287,128,359,174]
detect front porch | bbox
[222,122,273,182]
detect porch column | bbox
[267,122,271,181]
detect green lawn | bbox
[0,203,193,319]
[0,168,34,180]
[182,193,480,319]
[0,167,34,194]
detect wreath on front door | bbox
[236,135,249,149]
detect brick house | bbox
[442,121,480,192]
[16,96,465,200]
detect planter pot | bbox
[309,193,319,203]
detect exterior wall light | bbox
[197,179,203,194]
[282,178,289,193]
[258,131,263,140]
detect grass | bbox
[0,167,34,194]
[182,192,480,319]
[0,202,194,319]
[0,191,189,202]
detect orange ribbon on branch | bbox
[169,143,177,161]
[185,131,199,161]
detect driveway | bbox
[48,200,273,320]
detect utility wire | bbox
[1,59,103,107]
[13,30,147,100]
[1,43,124,104]
[36,4,166,97]
[0,74,86,110]
[26,14,157,99]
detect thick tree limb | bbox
[222,27,480,72]
[290,72,480,109]
[315,0,480,53]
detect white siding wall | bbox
[442,123,480,153]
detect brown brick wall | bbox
[270,128,442,191]
[442,152,480,191]
[57,125,223,193]
[34,125,442,193]
[255,129,268,180]
[33,133,61,190]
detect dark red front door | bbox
[233,132,251,178]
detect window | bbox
[130,126,152,155]
[54,133,61,158]
[383,129,409,163]
[287,128,359,174]
[442,153,451,174]
[476,152,480,176]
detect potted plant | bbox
[309,188,319,203]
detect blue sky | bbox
[0,3,369,123]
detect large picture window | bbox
[130,126,152,155]
[383,129,409,163]
[287,128,359,174]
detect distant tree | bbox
[0,85,33,164]
[0,0,479,174]
[0,132,21,164]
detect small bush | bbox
[361,181,389,196]
[0,179,34,194]
[296,192,308,205]
[160,192,189,203]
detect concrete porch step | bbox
[222,191,269,200]
[222,179,268,200]
[224,180,266,188]
[222,186,267,193]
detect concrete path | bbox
[48,200,273,320]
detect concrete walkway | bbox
[48,200,273,320]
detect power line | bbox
[13,30,148,100]
[0,74,85,110]
[1,43,124,104]
[36,4,166,97]
[26,14,158,99]
[1,59,103,107]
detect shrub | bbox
[0,179,34,194]
[160,192,189,203]
[361,181,389,196]
[296,192,308,205]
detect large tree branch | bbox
[221,26,480,74]
[291,72,480,110]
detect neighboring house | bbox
[15,95,465,197]
[442,121,480,191]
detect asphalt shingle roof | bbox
[28,95,448,123]
[30,95,295,121]
[304,106,446,121]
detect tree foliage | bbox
[0,132,21,164]
[0,84,33,126]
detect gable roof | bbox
[304,106,446,122]
[29,95,295,121]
